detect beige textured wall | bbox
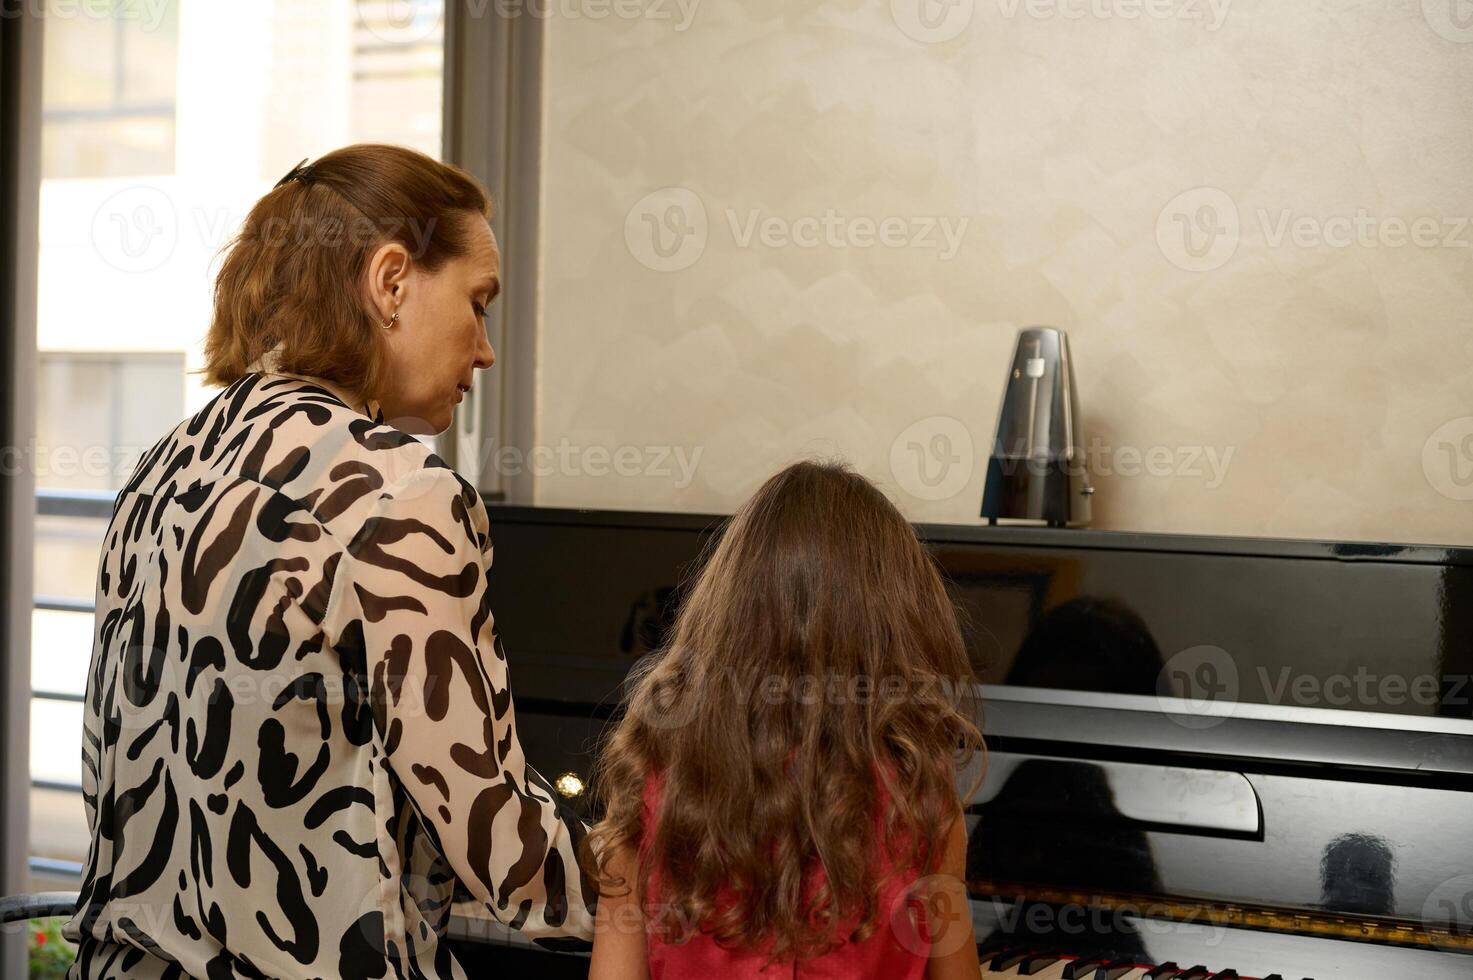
[534,0,1473,545]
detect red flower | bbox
[34,929,47,946]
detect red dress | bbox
[639,775,932,980]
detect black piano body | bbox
[449,504,1473,979]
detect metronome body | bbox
[980,326,1093,527]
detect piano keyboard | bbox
[979,948,1305,979]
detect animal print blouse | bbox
[64,373,595,978]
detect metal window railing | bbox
[28,857,83,880]
[28,489,113,880]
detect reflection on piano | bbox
[449,505,1473,980]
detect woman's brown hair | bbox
[588,460,985,962]
[203,143,490,400]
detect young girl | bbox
[587,460,986,979]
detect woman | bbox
[64,145,594,978]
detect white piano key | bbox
[980,955,1071,979]
[1021,959,1073,980]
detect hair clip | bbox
[274,157,317,188]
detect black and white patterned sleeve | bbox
[326,463,596,941]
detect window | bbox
[40,0,179,179]
[27,0,446,892]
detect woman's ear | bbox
[365,240,413,322]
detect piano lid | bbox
[483,504,1473,726]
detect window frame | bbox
[440,1,543,504]
[2,0,45,973]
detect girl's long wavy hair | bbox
[587,460,985,962]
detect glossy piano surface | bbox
[484,505,1473,720]
[476,503,1473,973]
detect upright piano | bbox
[449,504,1473,980]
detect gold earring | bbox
[382,311,399,331]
